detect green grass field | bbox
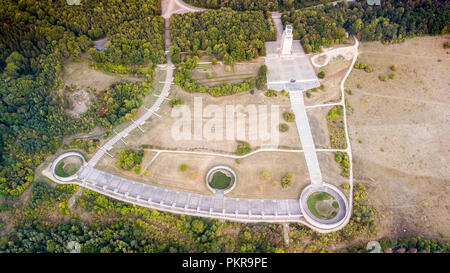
[55,157,82,177]
[209,171,232,190]
[307,191,339,220]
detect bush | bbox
[357,83,362,88]
[236,141,251,155]
[389,73,396,79]
[265,89,278,97]
[379,75,387,81]
[281,173,294,188]
[283,111,295,122]
[170,98,184,107]
[116,149,144,170]
[340,184,350,190]
[443,41,450,49]
[390,64,398,71]
[211,58,218,65]
[180,164,187,172]
[318,71,325,79]
[279,123,289,132]
[345,88,352,95]
[260,171,270,180]
[306,91,311,98]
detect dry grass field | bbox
[121,83,302,153]
[96,150,310,199]
[345,36,450,239]
[307,56,352,105]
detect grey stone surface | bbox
[77,166,303,220]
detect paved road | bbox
[289,92,323,184]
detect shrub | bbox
[116,149,144,171]
[443,41,450,49]
[236,141,251,155]
[320,84,326,91]
[207,72,214,79]
[283,111,295,122]
[281,173,294,188]
[279,123,289,132]
[389,72,396,79]
[390,64,398,71]
[318,70,325,79]
[211,58,218,65]
[265,89,278,97]
[306,91,311,98]
[326,105,344,121]
[235,159,241,164]
[271,180,278,186]
[345,88,352,95]
[170,98,184,107]
[364,66,374,73]
[340,184,350,190]
[261,171,270,180]
[225,65,232,72]
[179,164,187,172]
[357,83,362,88]
[378,75,387,81]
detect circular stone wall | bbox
[300,183,348,230]
[52,152,86,182]
[205,166,236,194]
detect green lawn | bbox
[209,171,232,190]
[55,162,70,177]
[307,191,339,220]
[55,158,82,177]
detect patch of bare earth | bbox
[345,36,450,239]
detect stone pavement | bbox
[77,166,303,221]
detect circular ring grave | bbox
[52,152,86,182]
[205,166,236,194]
[300,183,348,230]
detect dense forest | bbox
[0,0,164,196]
[169,8,276,63]
[282,0,450,52]
[184,0,335,11]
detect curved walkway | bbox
[74,166,303,223]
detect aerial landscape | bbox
[0,0,448,258]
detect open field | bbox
[307,106,333,149]
[307,56,351,105]
[96,150,310,199]
[61,60,143,91]
[192,57,264,86]
[119,83,302,153]
[345,36,450,239]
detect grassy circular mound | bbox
[307,191,339,220]
[209,171,233,190]
[55,156,83,177]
